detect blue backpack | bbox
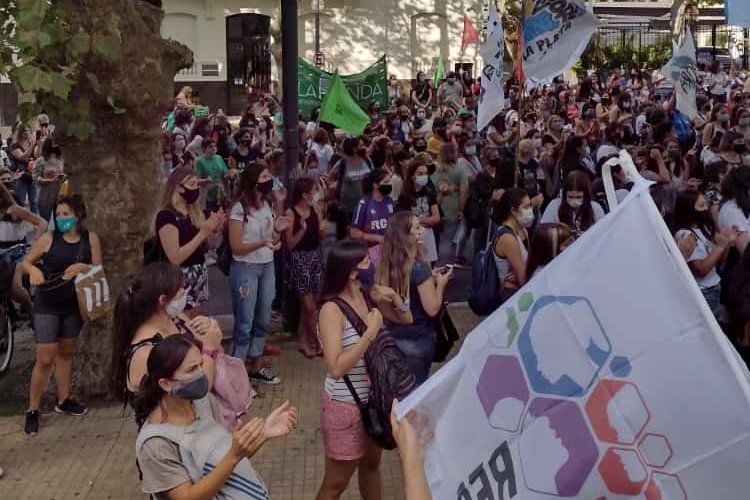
[468,226,513,316]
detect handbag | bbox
[432,305,459,362]
[74,264,112,322]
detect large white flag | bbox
[400,167,750,498]
[477,4,505,132]
[661,27,698,119]
[726,0,750,28]
[521,0,600,84]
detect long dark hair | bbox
[133,335,200,429]
[492,187,528,224]
[721,165,750,217]
[559,171,595,232]
[526,223,572,278]
[291,177,315,206]
[320,239,368,303]
[110,263,184,398]
[673,191,715,238]
[362,168,388,195]
[54,195,87,235]
[235,162,268,211]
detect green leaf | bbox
[11,65,51,92]
[92,34,122,61]
[17,0,49,28]
[69,121,95,140]
[16,101,42,121]
[67,32,91,58]
[48,72,72,99]
[37,30,52,48]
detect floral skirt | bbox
[182,262,209,309]
[288,248,323,295]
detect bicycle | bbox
[0,242,30,377]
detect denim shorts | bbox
[33,313,82,344]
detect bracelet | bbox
[201,349,219,359]
[395,295,410,314]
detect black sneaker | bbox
[54,398,88,416]
[250,367,281,385]
[24,410,39,436]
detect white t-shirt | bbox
[310,142,334,172]
[675,228,721,289]
[540,198,606,230]
[229,201,274,264]
[718,199,750,234]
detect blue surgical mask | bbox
[171,372,209,400]
[415,174,429,187]
[56,216,78,233]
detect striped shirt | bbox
[324,318,370,403]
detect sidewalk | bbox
[0,269,482,499]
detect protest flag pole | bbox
[514,11,525,187]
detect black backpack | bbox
[468,226,513,316]
[332,296,417,450]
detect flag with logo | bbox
[399,154,750,499]
[432,56,445,90]
[726,0,750,28]
[661,26,698,119]
[461,14,480,53]
[477,4,505,132]
[319,71,370,136]
[521,0,600,83]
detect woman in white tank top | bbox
[492,188,533,299]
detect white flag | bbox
[477,4,505,132]
[522,0,600,84]
[400,174,750,499]
[661,27,698,119]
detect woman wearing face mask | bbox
[596,93,611,123]
[229,128,261,172]
[330,138,373,215]
[456,134,482,181]
[609,91,634,131]
[316,240,385,500]
[397,160,440,263]
[488,114,513,149]
[492,188,532,301]
[309,128,335,174]
[134,335,297,500]
[229,163,292,385]
[170,132,194,170]
[732,108,750,141]
[349,168,395,265]
[703,104,730,148]
[674,191,738,320]
[411,72,433,113]
[32,139,65,222]
[410,108,431,142]
[10,122,38,214]
[544,115,565,149]
[541,170,604,236]
[719,131,745,169]
[157,167,225,317]
[284,178,327,358]
[376,212,453,385]
[111,262,223,404]
[21,196,102,435]
[526,223,573,278]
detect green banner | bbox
[298,55,388,119]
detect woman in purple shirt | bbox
[348,168,394,267]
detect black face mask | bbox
[356,147,368,157]
[427,163,437,176]
[257,180,274,194]
[414,142,426,152]
[378,184,393,196]
[489,158,502,169]
[734,143,747,154]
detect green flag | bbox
[319,72,370,136]
[432,56,445,89]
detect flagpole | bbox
[514,8,525,188]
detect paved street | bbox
[0,268,481,499]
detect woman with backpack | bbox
[134,335,297,500]
[229,163,292,386]
[492,188,533,302]
[21,196,102,436]
[316,239,385,500]
[376,211,453,385]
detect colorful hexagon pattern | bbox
[585,379,650,445]
[518,296,612,398]
[644,472,688,500]
[476,355,530,431]
[518,398,599,497]
[598,447,648,495]
[638,433,673,469]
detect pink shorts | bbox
[320,393,367,461]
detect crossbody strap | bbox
[330,295,372,405]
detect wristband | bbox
[201,349,219,359]
[395,296,410,314]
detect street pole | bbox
[315,0,320,56]
[281,0,299,188]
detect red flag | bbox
[514,28,525,83]
[461,14,480,52]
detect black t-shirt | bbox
[10,142,29,172]
[519,158,542,197]
[413,82,431,104]
[155,209,206,268]
[35,231,93,315]
[230,147,259,170]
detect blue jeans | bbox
[230,260,275,361]
[702,284,721,321]
[394,332,435,386]
[14,178,37,214]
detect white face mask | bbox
[518,208,535,228]
[165,292,188,318]
[312,191,322,204]
[465,146,477,155]
[533,138,542,149]
[567,197,584,210]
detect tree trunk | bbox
[56,1,191,397]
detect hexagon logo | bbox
[518,398,599,497]
[598,447,648,495]
[585,379,650,445]
[517,296,612,398]
[638,433,673,469]
[476,355,530,431]
[644,472,687,500]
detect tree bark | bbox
[55,1,191,397]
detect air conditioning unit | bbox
[201,62,220,77]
